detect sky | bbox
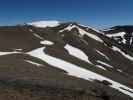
[0,0,133,28]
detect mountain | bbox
[0,21,133,100]
[103,25,133,47]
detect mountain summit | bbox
[28,20,60,28]
[0,21,133,100]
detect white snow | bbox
[64,44,92,64]
[25,60,42,66]
[60,25,103,43]
[28,20,60,28]
[33,33,44,40]
[106,32,126,37]
[117,69,123,73]
[15,49,23,51]
[112,46,133,61]
[0,51,20,56]
[95,49,110,60]
[95,65,106,70]
[130,36,133,45]
[59,24,75,32]
[77,26,103,43]
[29,28,44,39]
[40,40,54,45]
[106,32,126,44]
[27,47,133,98]
[29,29,33,32]
[13,49,23,52]
[97,60,113,68]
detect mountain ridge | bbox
[0,21,133,100]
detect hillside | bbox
[0,21,133,100]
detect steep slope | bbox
[0,25,43,52]
[0,21,133,100]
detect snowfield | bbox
[27,47,133,98]
[60,24,103,43]
[0,21,133,98]
[64,44,92,64]
[28,20,60,28]
[106,32,126,44]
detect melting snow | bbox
[112,46,133,61]
[28,20,60,28]
[130,36,133,45]
[15,49,23,51]
[117,69,123,73]
[64,44,92,64]
[29,29,33,32]
[106,32,126,44]
[97,60,113,68]
[0,51,20,56]
[27,47,133,98]
[59,24,75,32]
[95,49,110,60]
[106,32,126,37]
[40,40,54,45]
[95,65,106,70]
[77,27,103,43]
[33,33,44,40]
[60,25,103,43]
[25,60,42,66]
[29,29,44,39]
[13,49,23,52]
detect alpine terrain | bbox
[0,20,133,100]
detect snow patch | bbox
[95,65,106,70]
[40,40,54,45]
[0,51,20,56]
[64,44,92,64]
[29,29,33,32]
[25,60,43,66]
[97,60,113,68]
[106,32,126,37]
[15,49,23,51]
[112,46,133,61]
[28,20,60,28]
[95,49,110,60]
[106,32,126,44]
[59,24,75,32]
[117,69,123,73]
[60,25,103,43]
[27,47,133,98]
[33,33,44,40]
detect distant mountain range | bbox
[0,20,133,100]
